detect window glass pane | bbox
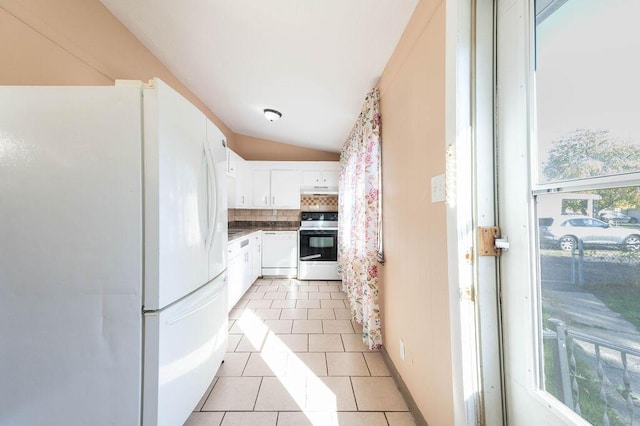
[536,0,640,184]
[536,188,640,424]
[535,2,640,422]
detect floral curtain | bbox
[338,88,382,350]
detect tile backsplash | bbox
[228,209,300,222]
[228,195,339,226]
[300,194,338,212]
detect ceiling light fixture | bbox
[263,108,282,122]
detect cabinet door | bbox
[243,250,253,293]
[252,170,271,207]
[321,170,339,187]
[271,170,301,208]
[235,159,250,208]
[302,170,322,186]
[302,170,338,188]
[252,233,262,282]
[226,148,238,177]
[227,251,243,312]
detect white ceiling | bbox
[99,0,418,153]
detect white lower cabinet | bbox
[228,229,298,308]
[227,231,262,311]
[251,232,262,283]
[227,236,251,312]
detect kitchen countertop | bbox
[228,225,300,242]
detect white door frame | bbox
[446,0,505,424]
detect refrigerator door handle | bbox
[204,138,217,251]
[165,277,226,325]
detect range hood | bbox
[301,186,339,195]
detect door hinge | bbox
[478,226,509,256]
[461,286,475,302]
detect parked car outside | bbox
[598,211,633,225]
[539,216,640,252]
[622,208,640,224]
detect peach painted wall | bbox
[377,1,453,425]
[0,0,237,147]
[0,1,336,161]
[233,134,340,161]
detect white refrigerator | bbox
[0,79,228,425]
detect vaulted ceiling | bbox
[99,0,418,153]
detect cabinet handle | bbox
[272,196,275,205]
[264,196,268,205]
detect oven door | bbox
[299,229,338,262]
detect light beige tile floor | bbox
[186,279,416,426]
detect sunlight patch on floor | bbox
[238,309,339,425]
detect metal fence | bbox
[545,319,640,426]
[540,243,640,288]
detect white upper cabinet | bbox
[271,170,301,207]
[302,170,339,188]
[252,169,301,209]
[234,159,251,208]
[252,170,271,207]
[226,149,251,208]
[226,148,240,177]
[228,159,338,209]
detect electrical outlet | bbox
[272,209,277,215]
[399,339,405,361]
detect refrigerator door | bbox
[143,273,228,426]
[143,79,210,310]
[0,86,143,425]
[206,119,228,280]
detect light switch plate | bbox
[431,174,446,203]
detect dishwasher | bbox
[261,231,298,277]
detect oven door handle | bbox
[300,230,338,235]
[300,254,322,261]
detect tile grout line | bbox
[250,375,264,412]
[349,376,360,412]
[362,351,373,377]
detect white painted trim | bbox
[474,0,507,424]
[445,0,480,425]
[495,0,592,424]
[447,0,508,424]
